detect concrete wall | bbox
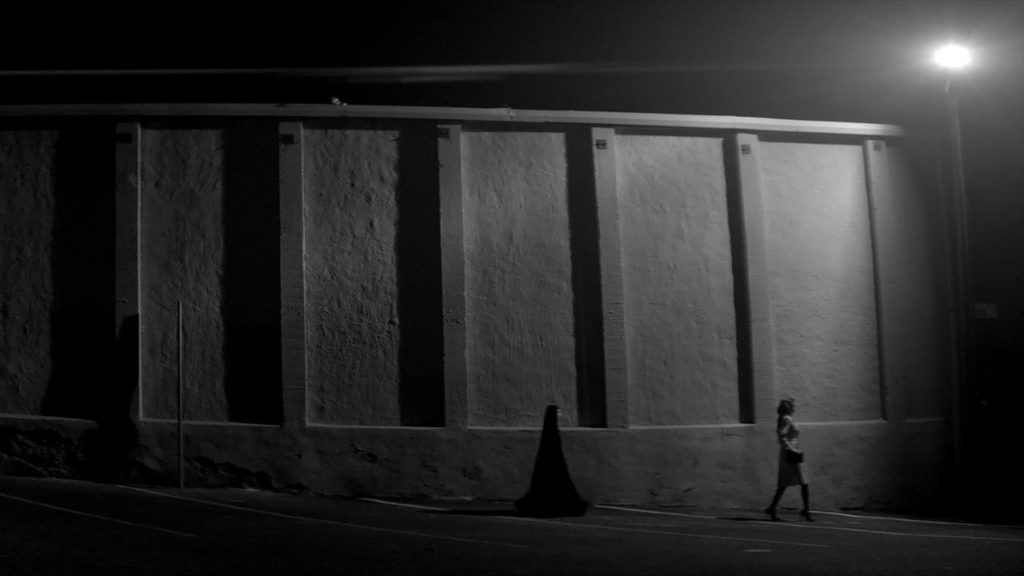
[760,141,881,422]
[0,130,56,416]
[616,135,738,425]
[304,126,402,425]
[0,109,953,512]
[882,144,950,419]
[302,121,445,426]
[139,122,281,424]
[141,128,228,421]
[463,130,577,427]
[0,124,113,421]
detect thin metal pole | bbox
[177,301,184,490]
[946,79,971,496]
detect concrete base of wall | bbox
[0,414,950,514]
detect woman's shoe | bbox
[800,510,814,522]
[765,507,780,521]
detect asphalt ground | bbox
[1,476,1022,576]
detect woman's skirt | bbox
[777,448,807,487]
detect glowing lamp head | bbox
[933,44,972,70]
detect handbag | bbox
[786,449,804,464]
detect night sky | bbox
[2,2,1020,122]
[2,0,1022,363]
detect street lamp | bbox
[933,44,972,70]
[932,42,972,501]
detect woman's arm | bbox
[777,416,798,451]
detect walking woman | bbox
[766,398,813,521]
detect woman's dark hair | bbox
[776,398,795,418]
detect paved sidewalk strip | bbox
[124,486,528,549]
[0,490,196,538]
[364,497,829,549]
[593,504,1024,544]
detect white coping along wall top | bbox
[0,104,908,137]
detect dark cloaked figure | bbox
[515,405,589,517]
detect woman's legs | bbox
[800,484,813,521]
[767,485,813,521]
[766,487,786,520]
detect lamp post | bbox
[933,43,972,499]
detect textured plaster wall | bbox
[1,125,114,420]
[304,127,402,425]
[883,145,950,418]
[616,135,739,425]
[139,123,281,424]
[141,128,228,421]
[0,115,953,513]
[462,131,577,427]
[0,130,56,415]
[761,142,881,422]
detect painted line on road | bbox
[762,519,1024,543]
[596,504,716,520]
[814,510,1024,530]
[493,515,830,549]
[359,498,447,511]
[0,491,195,538]
[593,504,1024,544]
[125,487,528,549]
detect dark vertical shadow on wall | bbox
[396,122,445,426]
[43,121,115,420]
[222,120,282,424]
[723,136,755,424]
[566,128,607,427]
[87,313,139,482]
